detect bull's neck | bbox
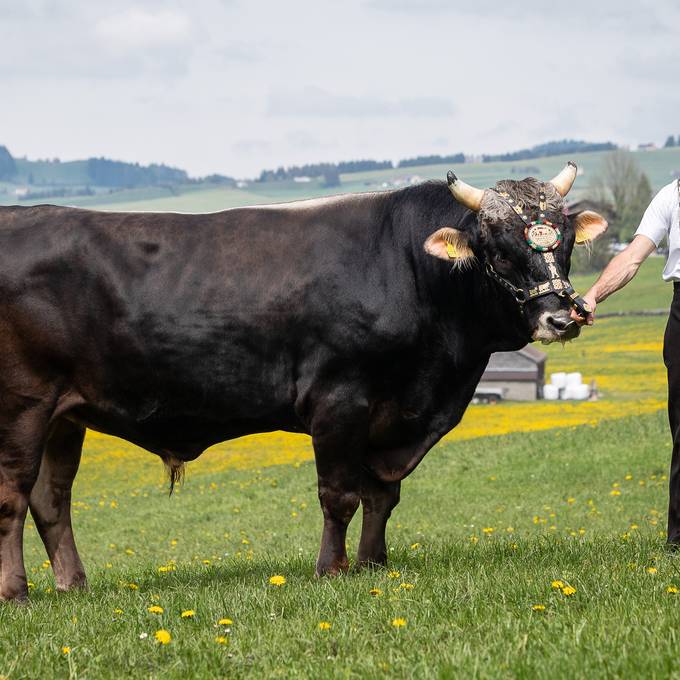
[384,182,530,356]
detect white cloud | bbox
[94,8,194,52]
[268,87,455,118]
[0,0,678,177]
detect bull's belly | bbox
[68,403,303,460]
[65,372,302,460]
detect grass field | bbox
[0,229,676,677]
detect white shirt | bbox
[635,180,680,281]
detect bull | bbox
[0,163,607,601]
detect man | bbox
[572,179,680,543]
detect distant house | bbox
[475,345,547,402]
[637,143,657,151]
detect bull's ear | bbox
[424,227,475,267]
[572,210,608,244]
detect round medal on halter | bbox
[524,220,561,252]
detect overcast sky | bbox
[1,0,678,178]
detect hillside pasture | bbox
[5,146,680,212]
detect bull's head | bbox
[424,163,608,344]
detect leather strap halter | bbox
[486,184,591,318]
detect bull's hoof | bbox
[315,557,350,577]
[0,584,29,604]
[354,557,387,571]
[56,574,88,592]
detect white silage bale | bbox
[571,384,591,400]
[551,372,567,388]
[543,384,560,400]
[566,372,582,387]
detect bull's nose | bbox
[545,314,573,332]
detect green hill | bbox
[37,146,679,213]
[2,146,679,213]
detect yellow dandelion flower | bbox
[647,567,658,575]
[387,571,400,579]
[369,588,383,597]
[318,621,332,630]
[147,605,164,614]
[625,474,633,480]
[506,527,514,533]
[154,629,172,645]
[610,490,621,497]
[561,586,577,596]
[391,618,407,628]
[126,583,139,590]
[61,646,71,655]
[566,497,575,504]
[181,610,195,618]
[398,583,415,590]
[531,604,546,612]
[113,608,123,615]
[202,559,211,565]
[218,618,233,626]
[470,536,479,544]
[215,636,228,645]
[27,582,35,590]
[410,543,420,550]
[551,580,564,589]
[269,575,286,586]
[667,586,678,594]
[482,527,495,534]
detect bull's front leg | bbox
[357,475,401,568]
[29,419,87,592]
[310,390,367,576]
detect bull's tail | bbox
[162,455,186,495]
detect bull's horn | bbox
[447,170,484,212]
[549,161,577,197]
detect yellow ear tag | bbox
[446,242,458,259]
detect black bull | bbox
[0,178,603,601]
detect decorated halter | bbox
[485,184,592,319]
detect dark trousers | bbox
[666,283,680,542]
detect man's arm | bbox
[571,234,657,325]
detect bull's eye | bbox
[494,254,511,268]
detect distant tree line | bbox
[664,135,680,148]
[482,139,617,163]
[0,145,16,180]
[86,158,189,188]
[257,154,470,183]
[397,153,465,168]
[258,159,392,183]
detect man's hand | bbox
[571,291,596,326]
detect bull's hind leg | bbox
[0,407,53,601]
[311,391,366,576]
[29,419,86,592]
[357,475,400,568]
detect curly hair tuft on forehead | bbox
[480,177,565,223]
